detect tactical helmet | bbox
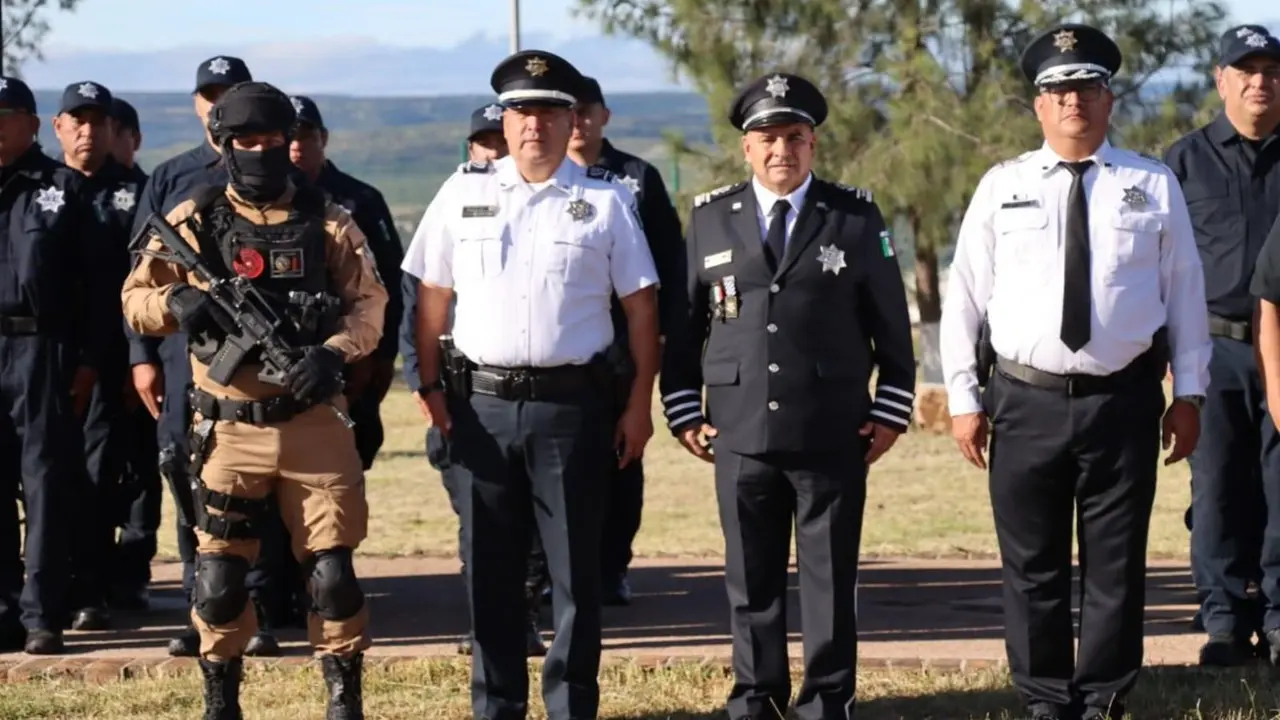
[206,81,297,146]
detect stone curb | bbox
[0,655,1023,684]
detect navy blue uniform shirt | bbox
[125,143,225,366]
[1165,113,1280,321]
[80,156,146,366]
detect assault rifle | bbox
[130,213,355,428]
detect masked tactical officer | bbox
[941,25,1211,720]
[287,94,404,470]
[0,76,112,654]
[567,75,685,605]
[1165,25,1280,665]
[52,80,144,631]
[122,80,386,719]
[129,55,288,657]
[107,94,162,609]
[398,103,549,658]
[659,72,915,720]
[415,51,659,720]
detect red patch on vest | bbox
[232,248,264,279]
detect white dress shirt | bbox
[407,155,659,368]
[752,172,812,249]
[939,140,1212,416]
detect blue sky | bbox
[42,0,1275,52]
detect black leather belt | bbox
[468,362,600,401]
[1208,314,1251,343]
[189,388,308,425]
[0,315,38,335]
[995,355,1147,396]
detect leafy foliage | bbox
[1,0,80,76]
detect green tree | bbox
[2,0,81,76]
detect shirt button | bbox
[769,283,780,293]
[767,363,779,373]
[767,400,779,411]
[766,323,777,333]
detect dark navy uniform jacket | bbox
[301,160,403,362]
[0,144,113,369]
[1165,113,1280,324]
[591,139,685,340]
[659,177,917,456]
[126,143,225,367]
[80,156,146,371]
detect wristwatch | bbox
[416,378,445,399]
[1177,395,1205,410]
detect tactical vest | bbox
[186,185,341,363]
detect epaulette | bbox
[831,182,873,203]
[693,182,746,208]
[458,160,494,174]
[995,150,1035,169]
[1131,150,1169,170]
[585,165,616,183]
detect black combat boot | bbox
[320,653,364,720]
[198,657,243,720]
[244,599,281,657]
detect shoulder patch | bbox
[585,165,616,183]
[458,160,494,174]
[693,182,747,208]
[831,182,873,203]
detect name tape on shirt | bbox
[462,205,499,218]
[704,250,732,269]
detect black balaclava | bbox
[207,81,298,202]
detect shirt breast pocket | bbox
[1105,212,1163,282]
[453,233,505,282]
[548,230,608,287]
[992,207,1050,269]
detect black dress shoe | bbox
[1200,634,1256,666]
[244,631,281,657]
[1023,702,1068,720]
[168,626,200,657]
[71,606,111,631]
[602,576,632,606]
[456,633,473,655]
[24,629,64,655]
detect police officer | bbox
[51,80,142,631]
[107,94,161,610]
[399,104,548,658]
[568,75,685,605]
[1165,24,1280,666]
[287,94,404,470]
[658,72,914,720]
[130,55,287,657]
[0,76,113,654]
[940,25,1211,720]
[414,51,659,719]
[122,80,386,718]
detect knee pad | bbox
[310,547,365,621]
[194,554,250,625]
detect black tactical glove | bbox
[166,284,233,337]
[285,345,346,406]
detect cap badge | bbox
[77,82,98,99]
[208,57,231,75]
[290,97,304,113]
[525,56,549,77]
[765,74,789,99]
[1238,27,1259,38]
[1245,33,1269,48]
[483,104,503,121]
[1053,29,1077,53]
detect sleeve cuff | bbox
[661,388,704,434]
[947,390,983,418]
[128,340,160,366]
[870,384,914,432]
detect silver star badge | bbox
[817,244,846,275]
[483,104,503,122]
[1238,27,1257,38]
[77,82,98,99]
[35,186,65,214]
[1053,29,1077,53]
[765,74,789,99]
[1122,186,1146,208]
[208,57,231,75]
[567,199,595,222]
[0,79,7,93]
[290,97,304,113]
[619,175,640,194]
[1246,33,1268,48]
[112,188,136,212]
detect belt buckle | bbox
[506,370,532,399]
[1064,376,1078,397]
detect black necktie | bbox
[1060,160,1094,352]
[765,199,790,267]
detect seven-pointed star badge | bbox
[77,82,98,99]
[567,199,595,222]
[525,56,549,77]
[483,104,503,121]
[0,79,7,93]
[291,97,304,113]
[112,188,136,212]
[1246,33,1269,48]
[35,186,65,214]
[1053,29,1077,53]
[1122,186,1146,208]
[817,244,846,275]
[209,57,231,75]
[765,74,789,99]
[619,175,641,194]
